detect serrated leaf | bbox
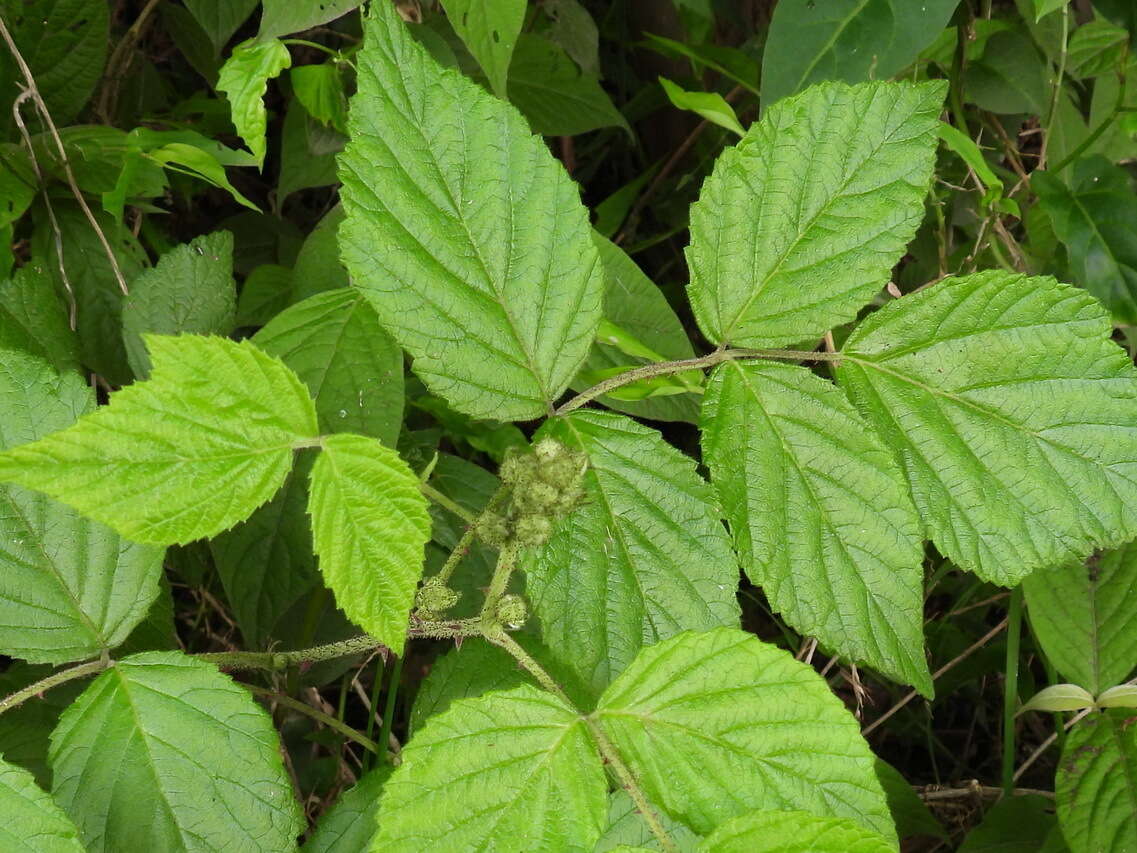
[338,2,603,420]
[372,684,607,851]
[303,765,391,853]
[594,628,894,840]
[0,755,84,852]
[0,335,319,544]
[686,80,944,348]
[702,360,930,694]
[218,38,292,167]
[49,652,303,852]
[307,433,430,650]
[523,411,740,694]
[0,351,164,663]
[838,271,1137,584]
[440,0,525,98]
[122,232,237,377]
[253,289,403,444]
[596,790,701,852]
[0,264,79,373]
[409,638,526,735]
[1097,684,1137,708]
[697,809,894,852]
[1056,710,1137,851]
[1020,683,1096,713]
[258,0,362,41]
[1024,547,1137,694]
[659,77,743,136]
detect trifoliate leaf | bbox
[218,38,291,166]
[697,809,895,852]
[702,360,930,694]
[686,79,944,348]
[372,684,607,851]
[0,755,84,852]
[594,628,894,840]
[338,1,603,420]
[0,335,319,545]
[307,433,430,650]
[839,272,1137,584]
[1056,710,1137,851]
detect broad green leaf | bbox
[1098,684,1137,708]
[594,628,894,839]
[0,145,35,228]
[0,264,79,372]
[122,232,237,377]
[1034,0,1068,21]
[218,38,292,167]
[686,80,944,348]
[875,759,946,841]
[373,684,607,852]
[0,755,84,852]
[1095,0,1137,32]
[838,271,1137,584]
[544,0,599,75]
[507,35,629,136]
[338,2,604,420]
[145,143,260,211]
[292,205,348,302]
[307,433,431,650]
[0,351,163,663]
[49,652,304,852]
[965,29,1049,115]
[292,63,349,132]
[1024,546,1137,694]
[523,411,741,694]
[760,0,960,107]
[235,263,294,326]
[697,809,894,852]
[595,791,701,852]
[277,101,343,206]
[0,335,319,544]
[440,0,525,97]
[1066,19,1128,79]
[1020,683,1096,713]
[253,290,404,445]
[1057,711,1137,852]
[659,77,744,136]
[409,638,526,735]
[258,0,363,41]
[1035,158,1137,325]
[183,0,258,52]
[959,794,1062,853]
[303,765,391,853]
[702,360,930,694]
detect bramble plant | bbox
[3,0,1137,850]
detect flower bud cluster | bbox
[414,575,460,621]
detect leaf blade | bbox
[0,755,84,852]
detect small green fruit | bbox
[495,594,528,629]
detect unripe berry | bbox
[416,576,460,614]
[475,512,510,546]
[495,594,528,629]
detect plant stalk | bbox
[0,659,110,715]
[1002,587,1024,795]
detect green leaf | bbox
[594,628,894,839]
[1034,0,1068,22]
[49,652,304,852]
[641,34,759,96]
[596,790,701,852]
[659,77,744,136]
[303,765,391,853]
[218,38,292,167]
[0,264,79,373]
[507,35,630,136]
[338,2,603,420]
[0,335,319,545]
[1066,19,1128,79]
[372,684,607,851]
[440,0,525,98]
[965,29,1049,115]
[702,360,930,694]
[0,145,36,229]
[686,80,944,348]
[1057,711,1137,852]
[544,0,599,75]
[0,755,84,852]
[875,759,946,841]
[307,433,431,650]
[145,143,261,211]
[1024,546,1137,694]
[1097,684,1137,709]
[697,809,894,852]
[1020,683,1096,713]
[958,795,1061,852]
[253,289,404,445]
[760,0,960,107]
[0,351,164,664]
[292,63,349,133]
[122,232,237,377]
[292,205,348,302]
[838,271,1137,584]
[523,411,741,694]
[409,638,527,735]
[258,0,363,41]
[183,0,259,53]
[235,263,294,326]
[1034,158,1137,325]
[277,101,343,207]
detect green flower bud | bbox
[513,480,559,514]
[475,512,511,546]
[416,576,460,614]
[499,450,537,486]
[495,594,528,629]
[514,514,553,546]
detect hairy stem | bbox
[481,542,520,617]
[244,684,379,754]
[0,659,110,716]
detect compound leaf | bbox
[0,335,319,545]
[49,652,303,852]
[838,271,1137,584]
[307,433,431,651]
[697,809,894,853]
[218,38,291,167]
[339,1,603,420]
[686,80,944,348]
[702,360,930,694]
[440,0,525,98]
[1056,710,1137,852]
[0,755,84,852]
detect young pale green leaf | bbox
[0,755,84,852]
[372,684,608,852]
[217,38,291,166]
[1056,710,1137,851]
[1024,546,1137,694]
[594,628,894,840]
[307,433,430,650]
[338,2,603,420]
[122,231,236,377]
[523,411,741,695]
[145,143,260,211]
[838,271,1137,585]
[686,80,944,348]
[253,289,404,445]
[697,810,894,853]
[702,360,930,694]
[659,77,744,136]
[0,263,80,373]
[303,765,391,853]
[1019,683,1096,714]
[49,652,303,852]
[258,0,362,40]
[440,0,525,97]
[183,0,258,52]
[1097,684,1137,709]
[0,335,319,545]
[0,351,164,664]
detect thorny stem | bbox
[436,486,511,585]
[481,542,520,618]
[0,659,110,716]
